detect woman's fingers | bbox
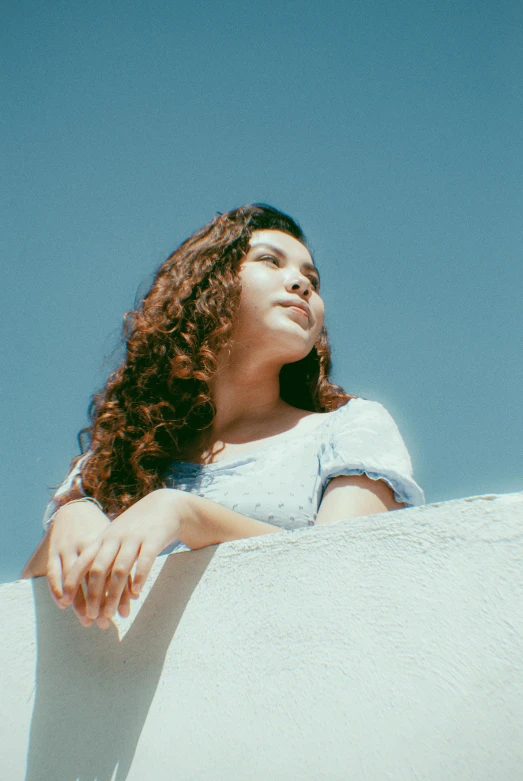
[95,576,133,629]
[117,577,132,618]
[130,544,158,598]
[48,544,80,606]
[54,517,166,625]
[57,551,83,604]
[99,542,140,619]
[61,537,107,607]
[82,540,122,620]
[71,584,94,628]
[46,549,65,604]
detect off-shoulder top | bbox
[43,398,425,552]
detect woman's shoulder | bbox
[323,397,392,427]
[278,398,387,447]
[321,397,412,457]
[286,397,388,439]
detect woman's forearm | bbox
[178,492,283,550]
[22,502,110,580]
[21,532,50,578]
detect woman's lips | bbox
[279,300,311,322]
[288,305,308,318]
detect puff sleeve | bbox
[42,454,88,531]
[320,398,425,507]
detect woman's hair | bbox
[57,203,353,517]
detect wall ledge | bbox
[2,492,522,780]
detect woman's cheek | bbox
[314,304,325,334]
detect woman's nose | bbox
[287,277,311,297]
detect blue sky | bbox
[2,0,522,582]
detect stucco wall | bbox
[1,492,522,781]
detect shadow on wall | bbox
[25,546,216,781]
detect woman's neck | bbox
[177,349,316,464]
[209,356,288,439]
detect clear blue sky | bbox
[2,0,522,582]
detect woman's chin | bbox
[277,339,315,365]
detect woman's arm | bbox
[315,474,404,525]
[22,455,92,580]
[179,476,403,547]
[59,489,284,627]
[57,479,402,629]
[179,493,282,549]
[21,534,51,579]
[21,502,133,627]
[22,502,110,581]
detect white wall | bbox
[1,492,522,781]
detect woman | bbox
[23,204,424,629]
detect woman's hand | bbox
[60,489,188,629]
[46,501,129,628]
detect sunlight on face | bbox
[233,230,325,363]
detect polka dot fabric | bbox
[161,398,424,553]
[43,399,424,555]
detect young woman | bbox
[23,204,424,629]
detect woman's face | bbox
[233,230,325,363]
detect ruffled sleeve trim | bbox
[320,398,425,508]
[322,467,424,507]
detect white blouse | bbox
[43,398,424,552]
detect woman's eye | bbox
[308,276,320,290]
[261,255,280,266]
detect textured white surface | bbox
[1,493,522,780]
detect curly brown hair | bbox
[56,204,354,517]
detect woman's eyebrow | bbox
[250,242,286,258]
[251,242,320,281]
